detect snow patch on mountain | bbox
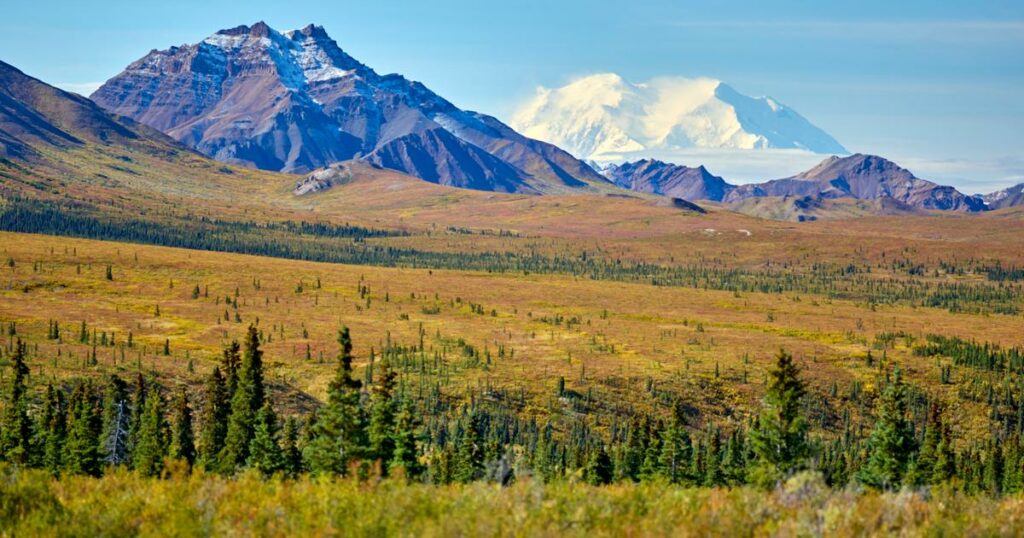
[510,73,847,160]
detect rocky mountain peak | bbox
[91,22,611,193]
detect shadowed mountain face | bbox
[724,154,986,212]
[602,159,735,201]
[0,60,155,160]
[91,22,610,194]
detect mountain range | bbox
[90,22,610,194]
[509,73,847,161]
[600,154,994,215]
[1,22,1020,221]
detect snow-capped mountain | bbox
[509,73,847,161]
[91,22,609,194]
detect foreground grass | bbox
[2,467,1023,537]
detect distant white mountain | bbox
[510,73,847,161]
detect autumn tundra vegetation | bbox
[0,218,1023,536]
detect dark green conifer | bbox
[303,327,365,475]
[0,339,33,464]
[40,385,67,474]
[247,402,284,476]
[169,387,196,466]
[749,349,809,487]
[65,381,102,476]
[101,375,131,467]
[583,442,614,485]
[222,340,241,400]
[389,398,423,480]
[453,411,484,483]
[134,390,167,477]
[220,326,265,471]
[197,367,228,471]
[368,359,398,469]
[859,366,917,490]
[658,406,694,484]
[281,416,303,478]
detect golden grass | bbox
[0,231,1018,441]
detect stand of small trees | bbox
[0,329,1019,494]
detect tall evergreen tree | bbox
[220,326,265,471]
[583,442,614,485]
[303,327,365,475]
[0,339,33,464]
[932,418,957,484]
[658,406,694,484]
[859,366,917,490]
[453,410,484,483]
[247,402,284,476]
[368,359,398,469]
[197,366,228,471]
[134,389,168,478]
[615,418,644,482]
[39,385,66,474]
[222,341,241,400]
[281,416,303,478]
[984,440,1004,496]
[64,381,102,476]
[127,374,148,467]
[907,403,942,486]
[389,397,423,480]
[169,387,196,466]
[749,349,809,487]
[101,375,131,467]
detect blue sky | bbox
[2,0,1022,191]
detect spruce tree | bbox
[247,402,284,476]
[303,327,365,475]
[368,359,398,469]
[749,349,809,487]
[197,367,228,471]
[222,340,241,401]
[453,410,484,483]
[389,398,423,479]
[281,416,303,478]
[859,366,917,490]
[169,387,196,466]
[984,441,1004,496]
[583,442,614,485]
[134,390,168,477]
[220,326,265,471]
[615,418,643,482]
[127,374,148,466]
[64,381,102,476]
[932,419,957,484]
[0,339,33,464]
[101,375,131,467]
[40,385,67,474]
[658,406,694,484]
[907,403,942,486]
